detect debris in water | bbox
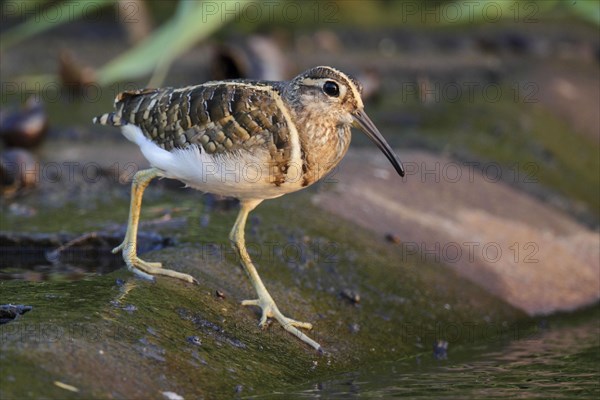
[187,336,202,346]
[0,304,32,324]
[384,233,401,244]
[53,381,79,393]
[433,340,448,360]
[162,391,184,400]
[340,289,361,305]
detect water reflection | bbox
[260,310,599,399]
[0,231,172,280]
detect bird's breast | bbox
[299,124,351,187]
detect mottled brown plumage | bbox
[96,81,297,185]
[92,66,404,352]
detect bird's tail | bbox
[92,112,124,126]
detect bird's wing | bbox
[94,82,293,165]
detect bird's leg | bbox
[113,168,197,284]
[230,200,321,351]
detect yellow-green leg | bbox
[113,168,197,284]
[230,199,321,351]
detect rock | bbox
[433,340,448,360]
[1,191,526,398]
[340,289,360,305]
[0,97,48,148]
[385,233,401,244]
[0,304,33,324]
[0,149,39,195]
[313,150,600,315]
[210,35,289,81]
[186,336,202,346]
[162,391,184,400]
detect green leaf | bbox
[97,0,251,85]
[565,0,600,25]
[1,0,116,51]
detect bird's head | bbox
[284,66,405,177]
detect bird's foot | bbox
[242,297,322,352]
[112,241,198,284]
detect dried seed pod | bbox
[0,97,48,148]
[0,149,39,195]
[59,49,96,89]
[211,35,289,81]
[385,233,401,244]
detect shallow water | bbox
[260,307,599,399]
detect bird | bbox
[93,66,405,352]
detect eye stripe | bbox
[299,77,351,103]
[304,66,363,108]
[300,78,329,87]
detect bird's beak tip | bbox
[352,110,405,178]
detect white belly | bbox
[121,125,303,200]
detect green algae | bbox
[375,81,600,222]
[1,186,528,398]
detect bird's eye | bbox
[323,81,339,97]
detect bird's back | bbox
[95,82,291,153]
[94,81,306,194]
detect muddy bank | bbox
[313,149,599,316]
[1,174,530,398]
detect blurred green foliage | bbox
[98,0,251,85]
[1,0,114,50]
[1,0,597,85]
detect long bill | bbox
[352,109,405,177]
